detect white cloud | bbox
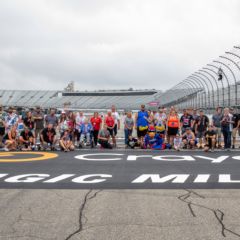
[0,0,239,91]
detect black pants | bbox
[93,130,99,146]
[222,126,231,149]
[98,139,112,149]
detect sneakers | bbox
[4,147,9,152]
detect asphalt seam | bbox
[64,189,102,240]
[178,189,240,238]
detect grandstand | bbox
[0,89,162,110]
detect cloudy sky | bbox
[0,0,239,91]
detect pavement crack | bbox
[65,189,102,240]
[178,189,240,238]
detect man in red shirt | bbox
[90,112,102,146]
[105,110,116,147]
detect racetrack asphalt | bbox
[1,149,240,189]
[1,150,240,239]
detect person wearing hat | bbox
[19,127,36,151]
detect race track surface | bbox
[1,149,240,189]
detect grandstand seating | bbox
[0,90,161,110]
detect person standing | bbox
[212,107,223,148]
[105,110,116,147]
[33,106,44,143]
[5,107,18,132]
[75,111,86,147]
[111,105,120,137]
[23,111,35,133]
[135,104,149,147]
[195,110,209,148]
[220,108,231,150]
[166,109,180,146]
[45,109,58,128]
[231,108,240,149]
[124,112,134,146]
[180,109,193,134]
[0,105,6,147]
[90,112,102,146]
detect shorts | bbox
[167,127,178,136]
[137,127,148,138]
[197,131,205,138]
[215,127,222,138]
[107,128,115,137]
[232,128,238,138]
[0,127,5,136]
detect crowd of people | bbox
[0,104,239,152]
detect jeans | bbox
[124,129,133,145]
[222,126,231,149]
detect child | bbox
[173,134,182,151]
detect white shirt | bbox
[112,111,120,125]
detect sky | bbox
[0,0,240,91]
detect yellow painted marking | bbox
[0,152,58,162]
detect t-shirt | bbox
[232,114,240,129]
[41,128,56,142]
[45,115,58,127]
[196,115,209,132]
[105,116,115,128]
[124,117,134,129]
[24,117,34,130]
[99,129,110,139]
[20,131,33,141]
[112,111,120,125]
[75,115,86,130]
[212,114,222,128]
[180,114,193,128]
[205,130,216,138]
[33,112,44,129]
[5,113,18,129]
[91,117,102,131]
